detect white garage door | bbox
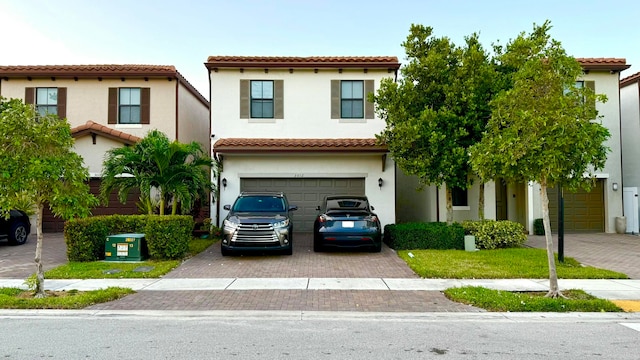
[241,178,365,232]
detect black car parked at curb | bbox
[221,192,297,256]
[313,195,382,252]
[0,209,31,245]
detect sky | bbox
[1,0,639,100]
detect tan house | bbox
[0,65,210,231]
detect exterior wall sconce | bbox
[612,182,618,191]
[222,178,227,189]
[378,178,383,188]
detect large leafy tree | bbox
[101,130,214,215]
[0,97,98,297]
[374,24,497,223]
[469,21,609,298]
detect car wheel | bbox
[313,239,323,252]
[221,246,231,256]
[283,244,293,256]
[8,221,28,245]
[370,242,382,253]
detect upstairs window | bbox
[118,88,141,124]
[36,88,58,116]
[108,87,150,125]
[25,87,66,119]
[250,80,274,118]
[340,80,364,118]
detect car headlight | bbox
[273,218,290,228]
[223,219,239,231]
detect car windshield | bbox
[232,196,286,212]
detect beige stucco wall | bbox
[0,77,177,139]
[73,135,131,176]
[177,81,210,150]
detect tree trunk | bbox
[540,182,562,298]
[34,203,45,298]
[445,186,453,225]
[478,182,485,220]
[172,197,178,215]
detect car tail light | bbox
[319,215,332,223]
[365,215,378,224]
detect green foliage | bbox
[144,215,193,259]
[100,129,214,216]
[0,287,134,309]
[397,248,628,279]
[374,25,499,222]
[533,218,545,235]
[0,97,98,220]
[461,220,527,249]
[64,219,109,262]
[64,214,193,261]
[444,286,622,312]
[45,260,181,279]
[469,21,610,192]
[383,222,464,250]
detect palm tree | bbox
[101,130,214,215]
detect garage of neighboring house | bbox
[547,179,605,232]
[241,177,365,232]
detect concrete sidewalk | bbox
[2,277,640,301]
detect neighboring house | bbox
[620,70,640,234]
[206,56,401,231]
[397,58,629,234]
[0,65,210,232]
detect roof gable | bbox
[71,121,140,145]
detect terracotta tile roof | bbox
[621,72,640,87]
[71,121,141,145]
[213,138,387,153]
[576,58,630,71]
[205,56,400,70]
[0,64,209,107]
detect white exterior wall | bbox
[177,82,210,149]
[210,68,389,138]
[621,82,640,189]
[0,78,177,139]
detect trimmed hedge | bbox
[64,215,194,261]
[145,216,192,259]
[461,220,527,250]
[533,218,545,235]
[383,222,465,250]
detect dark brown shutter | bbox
[57,87,67,119]
[585,80,596,111]
[364,80,374,119]
[240,80,249,119]
[25,88,35,104]
[141,87,150,124]
[108,88,117,124]
[274,80,284,119]
[331,80,340,119]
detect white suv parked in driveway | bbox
[221,192,297,256]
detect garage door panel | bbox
[241,178,365,232]
[548,180,604,232]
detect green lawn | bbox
[0,287,134,309]
[398,248,628,279]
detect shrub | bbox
[64,218,109,262]
[533,218,545,235]
[383,222,464,250]
[462,220,527,250]
[144,215,193,259]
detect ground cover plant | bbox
[0,287,134,309]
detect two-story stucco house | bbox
[206,56,400,231]
[397,58,629,234]
[0,65,210,231]
[620,69,640,233]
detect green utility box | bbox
[105,233,148,261]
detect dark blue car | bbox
[313,195,382,252]
[0,209,31,245]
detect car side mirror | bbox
[315,206,321,211]
[223,205,231,211]
[289,205,298,211]
[371,206,375,211]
